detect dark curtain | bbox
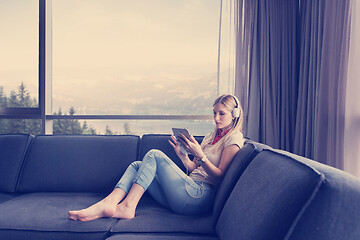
[294,0,351,168]
[236,0,352,168]
[237,0,300,151]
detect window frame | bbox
[0,0,216,135]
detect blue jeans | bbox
[115,149,216,215]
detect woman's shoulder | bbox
[229,130,244,138]
[224,131,245,148]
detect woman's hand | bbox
[168,135,187,159]
[177,134,205,159]
[169,135,198,172]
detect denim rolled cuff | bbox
[115,182,131,194]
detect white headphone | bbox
[231,95,241,118]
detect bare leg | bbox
[68,188,126,221]
[112,183,145,219]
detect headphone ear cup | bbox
[231,95,241,118]
[232,108,240,118]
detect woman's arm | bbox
[168,135,197,172]
[198,144,240,180]
[178,134,241,179]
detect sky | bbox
[0,0,38,97]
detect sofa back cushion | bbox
[139,134,204,172]
[0,134,33,193]
[17,135,140,193]
[212,140,271,226]
[216,149,324,240]
[272,149,360,240]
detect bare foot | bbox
[112,202,136,219]
[68,200,117,221]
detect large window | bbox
[1,0,222,136]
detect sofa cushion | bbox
[0,192,116,240]
[17,135,140,193]
[139,134,204,172]
[211,140,271,227]
[0,134,33,193]
[0,230,107,240]
[0,193,19,204]
[107,234,219,240]
[216,149,324,240]
[273,149,360,240]
[110,194,215,235]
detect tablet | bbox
[172,128,191,140]
[172,128,191,154]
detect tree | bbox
[0,86,9,133]
[53,107,83,135]
[0,86,7,107]
[82,121,97,135]
[0,119,8,133]
[6,82,37,108]
[68,107,82,134]
[53,108,64,134]
[17,82,31,107]
[105,125,113,135]
[0,83,41,135]
[8,90,19,107]
[123,122,132,135]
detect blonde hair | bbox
[201,94,244,149]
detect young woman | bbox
[68,94,245,221]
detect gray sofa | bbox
[0,134,359,240]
